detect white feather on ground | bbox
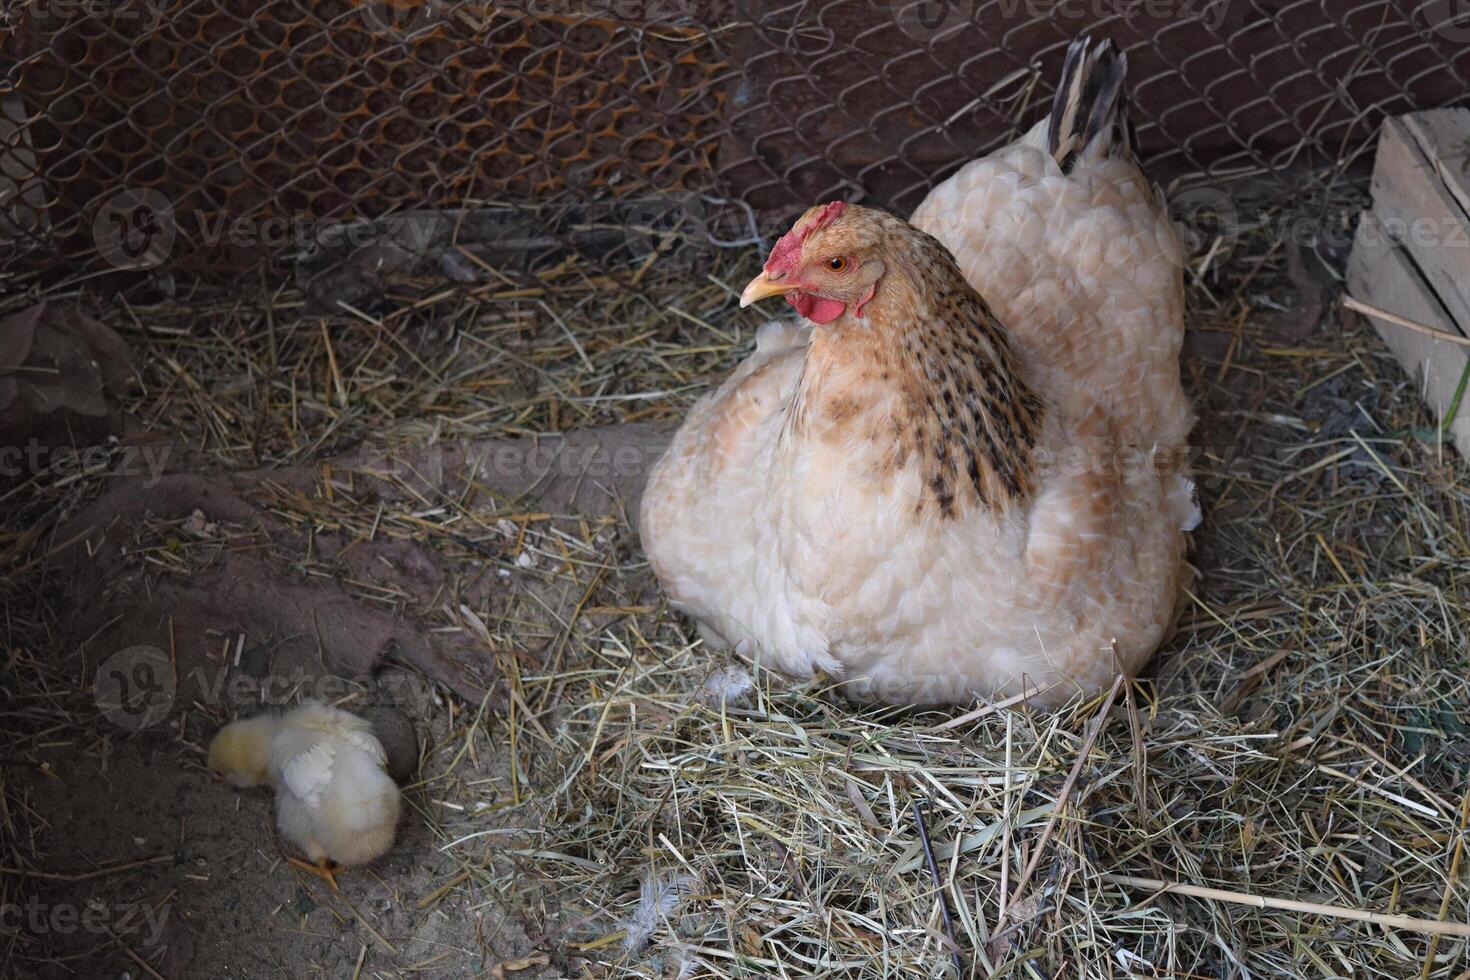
[695,665,755,706]
[622,871,699,955]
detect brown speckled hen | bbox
[640,37,1198,709]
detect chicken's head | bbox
[740,201,887,324]
[207,714,276,788]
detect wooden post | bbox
[1347,109,1470,457]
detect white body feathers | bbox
[269,704,400,868]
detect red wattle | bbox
[788,292,846,324]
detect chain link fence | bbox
[2,0,1467,294]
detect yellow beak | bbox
[739,271,799,308]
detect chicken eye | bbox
[827,256,848,272]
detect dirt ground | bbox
[7,628,566,977]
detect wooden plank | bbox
[1348,212,1470,457]
[1401,109,1470,220]
[1368,113,1470,337]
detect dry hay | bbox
[1,176,1468,979]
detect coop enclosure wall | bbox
[1,0,1467,279]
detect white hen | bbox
[640,37,1197,709]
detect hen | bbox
[640,37,1197,709]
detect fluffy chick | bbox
[208,702,401,885]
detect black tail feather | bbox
[1048,36,1133,173]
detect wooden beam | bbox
[1348,211,1470,456]
[1366,111,1470,335]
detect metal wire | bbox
[1,0,1467,279]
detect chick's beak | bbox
[739,270,799,308]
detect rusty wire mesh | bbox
[1,0,1468,290]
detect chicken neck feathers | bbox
[784,215,1044,517]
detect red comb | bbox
[806,200,847,232]
[764,201,848,274]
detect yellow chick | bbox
[207,702,401,887]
